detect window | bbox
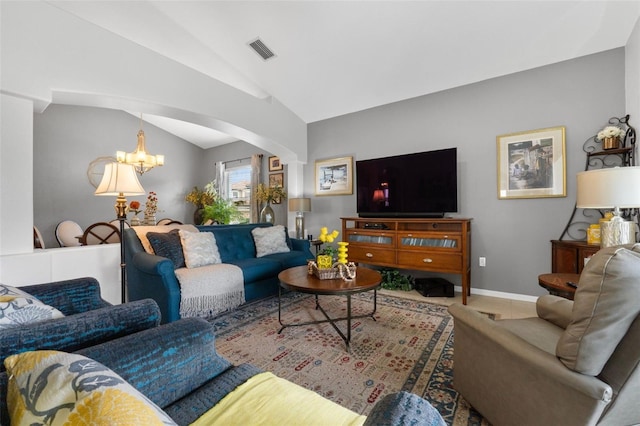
[224,164,252,221]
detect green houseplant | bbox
[186,181,245,225]
[380,268,414,291]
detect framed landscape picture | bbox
[315,156,353,196]
[497,126,566,199]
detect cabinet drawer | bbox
[346,231,394,247]
[397,251,462,271]
[348,245,396,265]
[397,232,461,251]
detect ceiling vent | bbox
[248,38,276,61]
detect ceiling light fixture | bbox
[117,114,164,175]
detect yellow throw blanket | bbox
[190,372,366,426]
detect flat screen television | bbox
[356,148,458,218]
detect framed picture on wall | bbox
[497,126,566,199]
[315,156,353,196]
[268,156,283,172]
[269,172,284,204]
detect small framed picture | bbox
[269,172,284,204]
[268,156,283,172]
[315,156,353,196]
[497,126,566,199]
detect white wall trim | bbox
[455,286,539,303]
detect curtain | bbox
[250,154,262,223]
[215,161,227,200]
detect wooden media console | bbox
[341,217,472,304]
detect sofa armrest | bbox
[20,277,110,315]
[536,294,574,329]
[76,318,232,411]
[290,238,313,259]
[448,303,611,425]
[0,298,161,372]
[127,252,182,323]
[364,391,446,426]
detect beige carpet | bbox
[208,291,491,425]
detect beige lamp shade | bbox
[288,198,311,212]
[577,166,640,247]
[576,167,640,209]
[95,162,146,196]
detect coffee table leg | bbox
[346,294,352,352]
[278,285,285,334]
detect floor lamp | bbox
[577,167,640,247]
[95,162,145,303]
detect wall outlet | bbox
[479,257,486,267]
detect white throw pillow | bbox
[179,230,221,268]
[0,284,64,329]
[252,225,291,258]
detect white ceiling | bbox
[51,1,640,148]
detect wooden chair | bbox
[55,220,83,247]
[109,219,130,229]
[33,226,45,249]
[157,218,183,225]
[81,222,120,245]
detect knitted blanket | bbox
[174,264,245,318]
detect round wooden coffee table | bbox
[277,265,382,352]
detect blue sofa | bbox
[0,277,162,423]
[0,277,161,373]
[1,317,446,425]
[124,223,314,323]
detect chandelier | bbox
[116,115,164,175]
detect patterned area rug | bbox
[208,291,490,426]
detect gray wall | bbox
[34,105,204,248]
[307,48,626,297]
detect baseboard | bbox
[455,286,539,303]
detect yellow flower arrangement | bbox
[185,185,215,209]
[255,183,287,203]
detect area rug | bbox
[208,291,491,426]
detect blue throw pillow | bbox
[147,229,185,269]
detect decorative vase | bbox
[130,214,141,226]
[194,208,205,225]
[144,213,156,226]
[603,136,620,150]
[316,254,333,269]
[337,242,349,264]
[260,202,275,224]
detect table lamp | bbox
[576,167,640,247]
[288,198,311,239]
[95,162,146,303]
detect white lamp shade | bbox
[95,162,146,196]
[576,167,640,209]
[288,198,311,212]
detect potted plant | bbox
[186,181,245,225]
[380,268,414,291]
[255,183,287,224]
[202,198,246,225]
[185,183,216,224]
